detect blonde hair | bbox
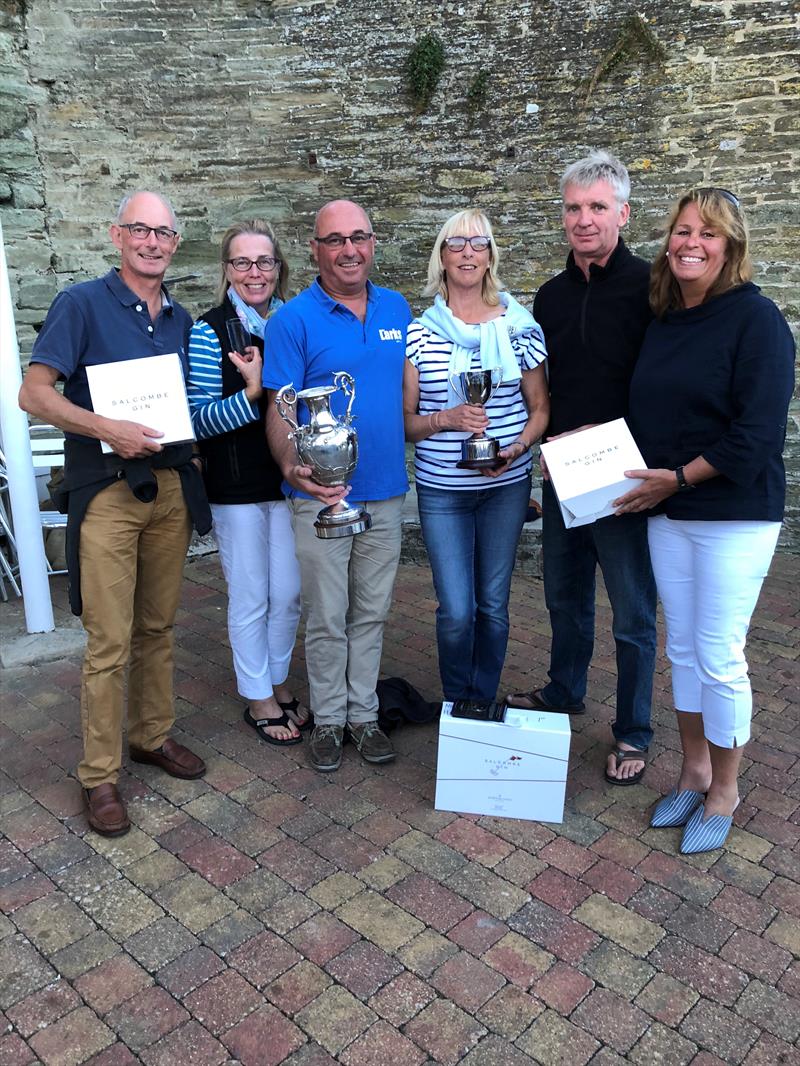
[215,219,289,305]
[423,208,503,305]
[650,188,752,318]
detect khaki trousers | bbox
[77,469,192,788]
[289,495,404,725]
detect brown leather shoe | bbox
[84,783,130,837]
[129,737,206,779]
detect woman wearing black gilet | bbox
[187,220,309,745]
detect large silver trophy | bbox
[275,371,372,538]
[449,367,504,469]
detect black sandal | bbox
[243,707,302,746]
[604,747,648,786]
[506,688,586,715]
[278,697,313,732]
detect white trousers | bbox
[211,501,301,701]
[648,515,780,748]
[289,495,404,725]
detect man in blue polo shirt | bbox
[265,199,411,772]
[19,190,209,837]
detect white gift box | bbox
[86,352,195,455]
[435,702,571,823]
[540,418,647,528]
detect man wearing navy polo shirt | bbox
[19,190,209,837]
[265,200,411,772]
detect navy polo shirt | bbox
[263,278,411,501]
[31,269,193,443]
[629,283,795,522]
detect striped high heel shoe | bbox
[650,788,705,828]
[680,798,740,855]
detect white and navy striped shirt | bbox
[186,319,260,440]
[407,320,547,490]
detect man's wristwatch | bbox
[675,466,694,491]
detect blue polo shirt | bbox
[263,278,411,501]
[31,269,193,443]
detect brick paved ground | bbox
[1,553,798,1065]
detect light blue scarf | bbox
[228,287,283,340]
[418,292,537,405]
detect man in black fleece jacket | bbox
[509,150,657,785]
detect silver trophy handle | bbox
[449,371,467,405]
[487,366,503,402]
[333,371,356,423]
[275,384,300,432]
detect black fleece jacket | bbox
[533,238,652,437]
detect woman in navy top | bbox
[616,188,795,854]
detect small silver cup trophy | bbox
[275,371,372,538]
[449,367,504,469]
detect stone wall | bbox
[2,0,798,544]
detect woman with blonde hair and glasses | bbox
[614,188,794,853]
[403,208,549,705]
[187,219,309,745]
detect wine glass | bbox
[226,318,250,357]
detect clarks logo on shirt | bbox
[379,328,403,341]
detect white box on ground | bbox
[540,417,646,528]
[435,702,571,823]
[86,352,195,455]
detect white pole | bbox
[0,219,55,633]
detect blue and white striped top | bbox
[186,320,260,440]
[406,320,548,490]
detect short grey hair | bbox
[559,150,631,205]
[115,190,179,230]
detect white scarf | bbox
[228,286,283,340]
[418,291,539,405]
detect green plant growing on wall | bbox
[404,33,445,111]
[466,69,490,115]
[584,13,666,105]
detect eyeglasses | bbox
[443,236,491,252]
[313,231,374,248]
[225,256,281,272]
[118,223,179,242]
[695,187,741,210]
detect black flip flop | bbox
[506,688,586,716]
[604,747,647,786]
[278,697,313,732]
[243,707,302,746]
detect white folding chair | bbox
[28,425,68,575]
[0,456,22,599]
[0,426,69,588]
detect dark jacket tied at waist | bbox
[53,439,211,616]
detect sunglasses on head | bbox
[695,187,741,210]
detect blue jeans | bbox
[541,479,656,750]
[417,476,531,701]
